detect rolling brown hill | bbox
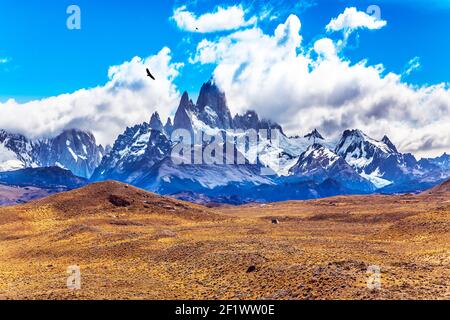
[0,180,449,300]
[0,184,54,206]
[423,178,450,195]
[26,180,220,221]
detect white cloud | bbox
[0,58,10,64]
[404,56,421,76]
[172,5,256,33]
[326,7,387,36]
[0,47,182,146]
[313,38,338,61]
[191,14,450,158]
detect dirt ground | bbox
[0,180,449,300]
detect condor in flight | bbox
[146,68,156,80]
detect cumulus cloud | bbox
[326,7,387,38]
[313,38,338,61]
[0,48,182,146]
[172,5,256,33]
[0,58,9,64]
[191,14,450,158]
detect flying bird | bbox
[146,68,156,80]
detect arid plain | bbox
[0,180,449,300]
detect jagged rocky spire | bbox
[173,91,195,132]
[196,81,233,129]
[164,117,174,136]
[149,112,163,132]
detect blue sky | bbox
[0,0,448,101]
[0,0,449,157]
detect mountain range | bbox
[1,80,449,204]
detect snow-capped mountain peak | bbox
[304,129,325,143]
[0,129,36,171]
[290,143,340,174]
[381,135,398,153]
[90,121,171,183]
[335,129,396,166]
[289,143,376,192]
[0,129,104,178]
[33,129,104,178]
[334,129,419,188]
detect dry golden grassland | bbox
[0,180,449,300]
